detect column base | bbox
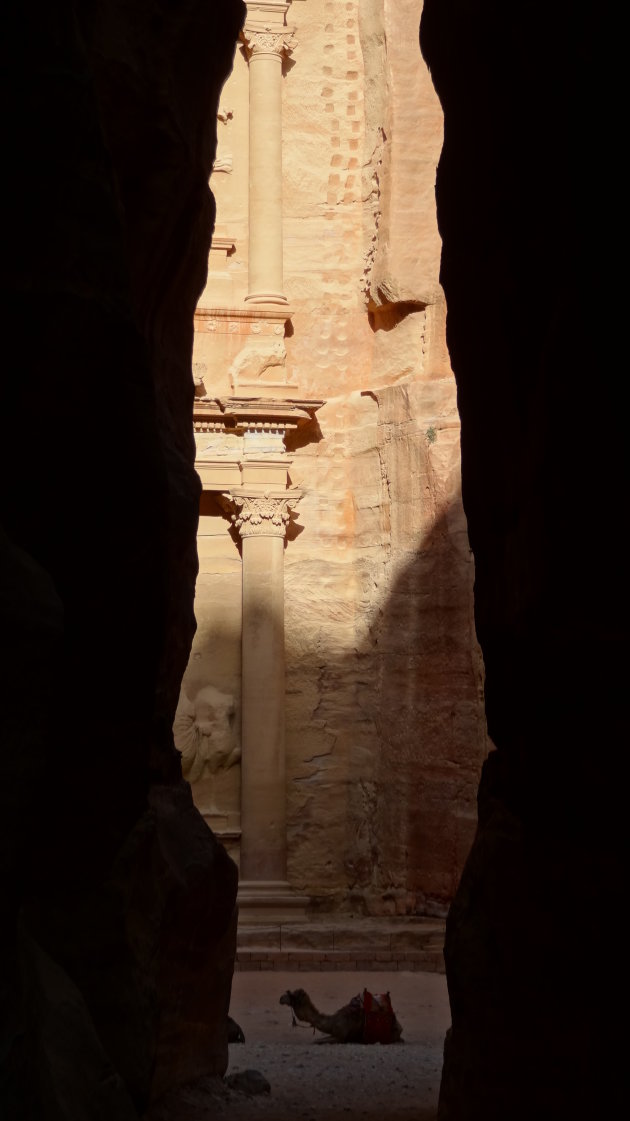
[244,292,288,306]
[237,879,309,923]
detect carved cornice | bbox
[209,237,236,255]
[245,2,291,29]
[193,396,323,432]
[246,1,290,15]
[223,491,300,539]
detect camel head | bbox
[279,988,307,1009]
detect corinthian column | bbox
[226,491,304,916]
[241,5,294,305]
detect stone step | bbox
[235,917,446,973]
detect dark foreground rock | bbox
[2,1,245,1117]
[420,2,624,1118]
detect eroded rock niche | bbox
[421,2,623,1118]
[2,1,245,1116]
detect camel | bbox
[279,988,403,1044]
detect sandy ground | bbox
[219,970,451,1121]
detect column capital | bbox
[223,491,300,539]
[240,22,296,60]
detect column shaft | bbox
[246,50,286,303]
[240,532,286,881]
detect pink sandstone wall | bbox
[281,0,487,914]
[183,0,487,915]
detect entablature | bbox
[194,395,322,431]
[193,395,323,494]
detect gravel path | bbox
[221,970,450,1121]
[146,971,450,1121]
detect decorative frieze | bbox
[192,397,321,493]
[195,307,289,337]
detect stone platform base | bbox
[237,880,310,923]
[235,916,446,973]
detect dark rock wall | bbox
[420,3,624,1119]
[2,1,245,1117]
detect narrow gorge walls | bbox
[421,2,624,1117]
[2,2,245,1116]
[183,0,488,918]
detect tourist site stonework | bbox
[175,0,488,922]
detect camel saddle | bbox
[352,989,398,1044]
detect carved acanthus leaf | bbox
[241,24,296,59]
[224,492,299,538]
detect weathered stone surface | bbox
[421,1,624,1117]
[2,0,244,1115]
[360,0,445,311]
[184,0,488,918]
[284,375,484,914]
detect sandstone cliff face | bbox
[421,2,624,1118]
[180,0,487,916]
[284,384,485,915]
[1,1,244,1116]
[281,0,487,914]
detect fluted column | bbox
[241,8,294,305]
[229,492,298,891]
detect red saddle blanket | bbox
[359,988,398,1044]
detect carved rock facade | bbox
[181,0,488,918]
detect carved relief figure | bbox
[212,105,234,175]
[212,154,233,174]
[229,340,286,384]
[174,684,240,784]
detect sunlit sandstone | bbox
[176,0,488,919]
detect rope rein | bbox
[290,1010,316,1034]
